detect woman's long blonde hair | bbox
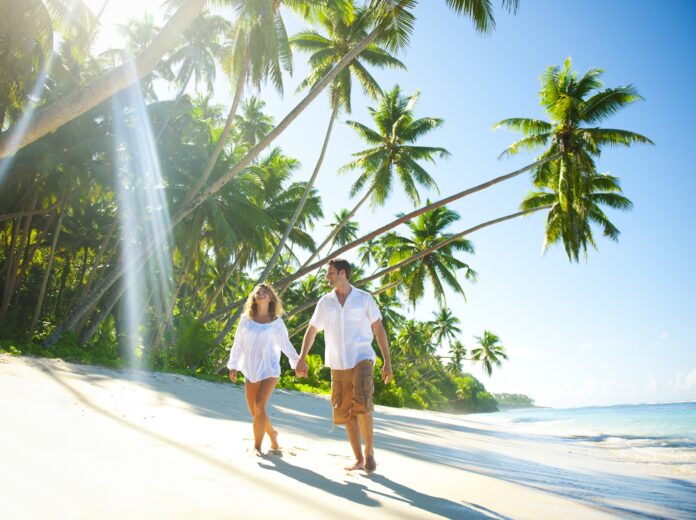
[243,283,284,319]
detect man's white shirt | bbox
[309,285,382,370]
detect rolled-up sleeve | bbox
[309,299,324,331]
[277,319,300,369]
[366,294,382,324]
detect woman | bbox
[227,283,299,456]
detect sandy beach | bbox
[1,354,693,520]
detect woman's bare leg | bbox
[244,381,264,455]
[251,377,278,453]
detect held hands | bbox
[295,357,309,379]
[228,369,237,383]
[381,361,392,384]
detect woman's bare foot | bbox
[364,455,377,473]
[253,447,265,457]
[345,460,364,471]
[269,430,280,450]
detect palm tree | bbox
[182,0,293,209]
[447,340,467,375]
[494,58,652,261]
[430,307,461,348]
[166,12,229,98]
[251,2,405,287]
[1,0,516,157]
[521,169,632,257]
[0,0,207,157]
[44,0,518,344]
[301,85,448,273]
[328,209,359,247]
[233,96,274,149]
[471,330,507,377]
[383,204,475,306]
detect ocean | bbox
[465,401,696,518]
[470,401,696,449]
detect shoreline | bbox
[2,354,694,519]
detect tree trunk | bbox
[274,155,559,291]
[0,191,37,318]
[202,154,558,324]
[284,205,552,335]
[29,202,66,336]
[246,104,339,293]
[52,252,72,317]
[149,251,193,353]
[1,218,19,318]
[179,55,248,211]
[199,250,244,319]
[13,210,58,308]
[287,183,374,291]
[47,20,536,347]
[170,26,384,228]
[0,0,207,158]
[81,216,118,300]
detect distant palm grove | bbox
[0,0,650,412]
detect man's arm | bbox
[371,319,392,384]
[296,325,318,378]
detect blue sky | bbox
[88,0,696,407]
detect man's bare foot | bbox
[364,455,377,473]
[345,460,364,471]
[269,430,280,450]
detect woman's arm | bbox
[277,319,300,369]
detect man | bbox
[296,258,392,473]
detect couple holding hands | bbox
[226,258,392,473]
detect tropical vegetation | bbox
[0,0,650,412]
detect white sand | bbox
[1,354,693,519]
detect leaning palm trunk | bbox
[203,154,559,323]
[150,251,193,352]
[29,202,66,336]
[0,0,207,158]
[47,24,387,347]
[180,56,249,210]
[200,250,246,319]
[80,217,118,302]
[246,104,340,291]
[283,205,552,339]
[298,183,375,276]
[275,155,560,292]
[1,191,38,318]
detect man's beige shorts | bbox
[330,359,374,425]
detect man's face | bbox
[326,265,340,287]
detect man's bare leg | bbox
[357,413,376,472]
[345,416,364,470]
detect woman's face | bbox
[254,286,270,302]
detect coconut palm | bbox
[430,307,461,348]
[166,12,229,97]
[298,85,448,272]
[383,204,475,306]
[447,340,467,375]
[233,96,274,149]
[328,209,360,247]
[521,169,632,257]
[43,0,518,344]
[471,330,507,377]
[494,58,652,261]
[253,2,405,286]
[0,0,516,156]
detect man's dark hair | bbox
[328,258,352,279]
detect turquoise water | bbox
[471,401,696,447]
